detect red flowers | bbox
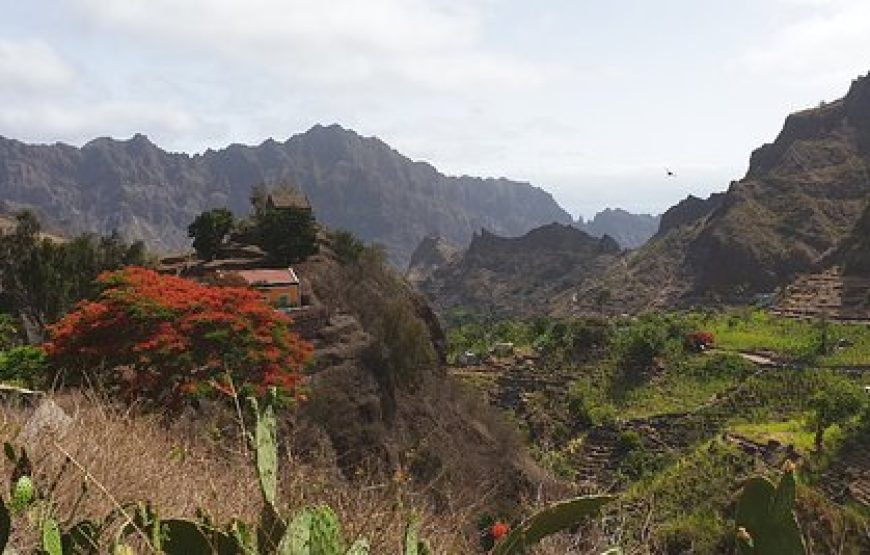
[685,331,715,352]
[490,521,510,541]
[46,267,312,401]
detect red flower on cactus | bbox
[490,521,510,541]
[45,267,312,402]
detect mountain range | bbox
[0,125,575,265]
[411,72,870,318]
[555,71,870,315]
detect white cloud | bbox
[0,39,75,94]
[0,101,198,145]
[740,0,870,83]
[69,0,553,94]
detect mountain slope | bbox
[576,208,661,249]
[412,223,621,317]
[0,125,571,265]
[563,72,870,314]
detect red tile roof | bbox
[235,268,299,286]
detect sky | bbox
[2,0,870,220]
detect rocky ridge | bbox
[411,223,621,317]
[0,125,571,265]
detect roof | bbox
[267,188,311,210]
[235,268,299,286]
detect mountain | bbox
[841,201,870,275]
[411,223,621,317]
[576,208,660,249]
[556,72,870,315]
[0,125,571,265]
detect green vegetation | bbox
[492,494,616,555]
[187,207,234,261]
[188,186,319,265]
[0,211,150,333]
[445,307,870,553]
[809,372,867,451]
[251,203,318,265]
[735,464,806,555]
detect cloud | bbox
[0,101,199,145]
[0,39,75,95]
[740,0,870,82]
[69,0,554,94]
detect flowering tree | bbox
[45,267,311,402]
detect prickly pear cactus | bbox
[735,464,807,555]
[42,517,63,555]
[10,475,34,515]
[403,517,431,555]
[278,508,313,554]
[253,394,279,507]
[309,505,343,555]
[492,494,615,555]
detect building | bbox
[234,268,302,309]
[266,188,311,212]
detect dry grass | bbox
[0,390,481,553]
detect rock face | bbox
[569,72,870,314]
[576,208,661,249]
[0,125,572,265]
[841,202,870,276]
[414,223,621,317]
[405,236,460,285]
[655,193,724,238]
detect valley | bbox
[0,47,869,555]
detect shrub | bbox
[685,331,715,352]
[44,267,312,402]
[0,345,47,387]
[331,230,366,265]
[809,372,866,451]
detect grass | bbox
[620,373,737,419]
[728,417,839,454]
[0,391,480,553]
[704,308,870,365]
[618,353,754,419]
[611,439,755,553]
[705,310,822,359]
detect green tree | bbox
[0,211,151,337]
[810,373,866,451]
[253,206,318,265]
[187,208,235,261]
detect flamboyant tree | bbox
[45,267,311,402]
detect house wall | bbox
[256,284,301,308]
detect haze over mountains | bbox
[0,124,657,266]
[411,72,870,318]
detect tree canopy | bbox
[187,208,235,261]
[252,205,318,265]
[45,267,311,403]
[0,211,150,337]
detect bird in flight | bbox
[665,168,675,177]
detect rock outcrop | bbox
[577,208,661,249]
[414,223,621,317]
